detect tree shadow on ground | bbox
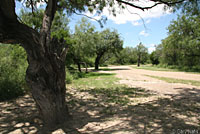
[0,93,82,134]
[0,94,42,134]
[68,86,200,134]
[0,87,200,134]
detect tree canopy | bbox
[151,10,200,71]
[94,28,123,69]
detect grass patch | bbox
[68,72,118,89]
[131,65,200,74]
[131,65,178,72]
[145,75,200,87]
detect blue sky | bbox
[16,1,178,53]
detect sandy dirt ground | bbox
[1,65,200,134]
[99,65,200,95]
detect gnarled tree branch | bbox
[0,0,40,46]
[115,0,162,11]
[115,0,186,11]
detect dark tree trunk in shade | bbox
[77,62,82,72]
[95,56,101,70]
[137,54,141,67]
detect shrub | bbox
[0,63,27,101]
[65,71,73,84]
[0,44,28,101]
[0,80,25,101]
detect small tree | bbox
[135,42,148,67]
[150,51,160,65]
[70,18,95,72]
[94,29,123,70]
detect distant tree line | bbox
[150,10,200,71]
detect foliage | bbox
[65,70,73,84]
[152,12,200,69]
[20,9,71,39]
[135,42,148,66]
[150,51,159,65]
[108,43,149,66]
[172,0,200,16]
[94,29,123,69]
[111,47,137,65]
[0,44,28,101]
[66,18,123,70]
[67,18,96,71]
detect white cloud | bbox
[146,44,156,53]
[132,21,142,26]
[148,47,156,53]
[139,30,149,37]
[86,1,171,25]
[36,2,45,8]
[146,19,151,24]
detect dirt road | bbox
[100,65,200,95]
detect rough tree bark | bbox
[0,0,69,126]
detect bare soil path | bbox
[99,65,200,95]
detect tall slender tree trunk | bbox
[95,56,101,70]
[137,54,141,67]
[77,62,82,72]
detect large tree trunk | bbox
[25,38,70,126]
[0,0,70,127]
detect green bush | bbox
[191,66,200,72]
[0,63,27,101]
[0,44,28,101]
[65,69,90,84]
[0,80,25,101]
[65,71,73,84]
